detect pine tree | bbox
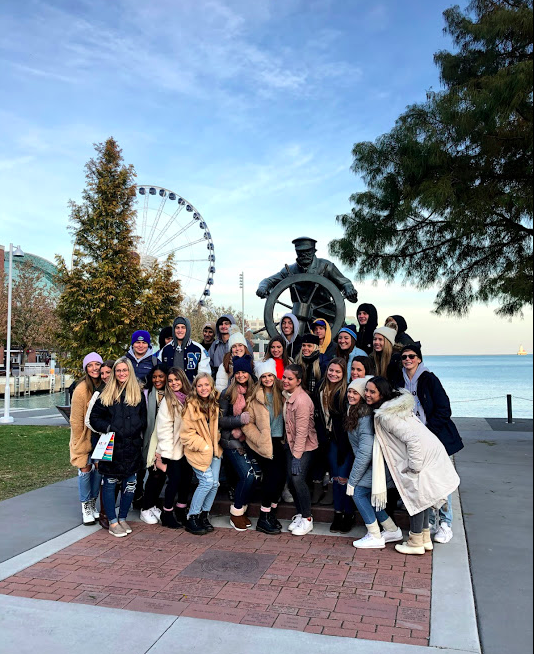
[329,0,533,316]
[55,138,183,372]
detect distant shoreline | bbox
[425,354,532,357]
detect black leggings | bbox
[410,508,431,533]
[141,458,192,511]
[257,439,287,509]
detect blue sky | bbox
[1,0,532,354]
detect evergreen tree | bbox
[329,0,533,316]
[55,138,183,372]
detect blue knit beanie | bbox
[232,354,253,376]
[132,330,151,346]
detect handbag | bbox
[92,432,115,461]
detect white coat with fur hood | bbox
[373,389,460,516]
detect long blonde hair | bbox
[186,372,219,416]
[249,374,283,418]
[99,357,142,407]
[165,367,192,417]
[372,339,393,377]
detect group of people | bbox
[69,302,462,555]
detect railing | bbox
[450,394,533,424]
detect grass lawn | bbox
[0,425,76,501]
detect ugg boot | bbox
[230,505,249,532]
[395,531,426,555]
[423,528,434,551]
[242,505,252,529]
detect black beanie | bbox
[301,333,320,346]
[232,354,254,376]
[159,326,173,350]
[401,342,423,361]
[391,315,408,333]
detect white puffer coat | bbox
[374,390,460,516]
[155,398,184,461]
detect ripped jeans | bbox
[77,462,101,503]
[101,474,137,524]
[224,445,262,510]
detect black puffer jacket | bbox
[315,388,351,465]
[90,393,147,478]
[218,385,247,451]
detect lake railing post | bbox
[507,394,514,424]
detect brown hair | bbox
[224,373,254,405]
[165,367,192,416]
[345,400,372,432]
[222,343,253,374]
[319,357,348,412]
[263,336,290,367]
[249,375,284,418]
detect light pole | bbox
[1,244,24,424]
[239,272,245,335]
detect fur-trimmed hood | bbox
[374,389,415,419]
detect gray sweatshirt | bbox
[402,364,429,425]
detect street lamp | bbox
[239,272,245,336]
[1,244,24,424]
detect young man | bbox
[154,326,173,359]
[126,330,157,383]
[311,319,336,364]
[200,322,217,352]
[208,314,253,373]
[280,313,302,360]
[160,317,211,383]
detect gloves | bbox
[343,285,358,303]
[291,457,302,476]
[240,412,251,425]
[346,483,355,497]
[256,287,269,299]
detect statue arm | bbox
[325,262,358,303]
[256,267,289,298]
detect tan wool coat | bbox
[180,399,222,472]
[374,390,460,516]
[69,382,96,468]
[242,389,277,459]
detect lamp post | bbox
[1,244,24,424]
[239,272,245,335]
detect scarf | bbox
[274,357,285,380]
[371,437,388,511]
[175,390,187,406]
[231,384,247,441]
[303,351,320,392]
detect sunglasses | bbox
[401,354,418,361]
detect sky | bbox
[1,0,532,355]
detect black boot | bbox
[330,512,344,533]
[257,513,281,535]
[161,509,183,529]
[200,511,214,533]
[173,506,187,528]
[269,508,283,531]
[339,513,355,534]
[186,514,208,536]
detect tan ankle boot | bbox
[395,531,426,555]
[423,528,434,551]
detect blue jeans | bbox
[77,462,102,503]
[328,441,355,514]
[224,446,262,510]
[430,494,453,527]
[353,485,390,525]
[189,457,222,517]
[101,474,137,524]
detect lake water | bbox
[1,356,533,419]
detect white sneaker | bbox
[434,523,453,544]
[150,507,162,522]
[292,517,313,536]
[81,501,96,525]
[288,514,303,532]
[90,498,100,520]
[353,533,386,549]
[140,508,159,525]
[382,527,403,544]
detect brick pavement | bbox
[0,524,431,646]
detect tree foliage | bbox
[329,0,533,316]
[55,138,183,373]
[179,296,250,343]
[0,260,58,364]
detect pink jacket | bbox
[284,387,318,459]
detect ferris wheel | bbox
[134,185,215,305]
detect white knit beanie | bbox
[255,359,277,379]
[348,375,373,399]
[373,326,397,346]
[228,331,248,349]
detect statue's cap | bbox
[292,237,317,251]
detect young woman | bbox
[263,336,290,380]
[317,358,355,533]
[219,355,262,531]
[279,313,302,360]
[135,364,168,516]
[243,359,286,535]
[345,377,402,549]
[70,352,103,526]
[216,332,253,393]
[283,364,319,537]
[350,356,373,380]
[371,326,399,381]
[89,357,147,538]
[397,343,463,544]
[295,333,326,394]
[180,373,222,536]
[336,325,367,380]
[365,376,460,555]
[150,368,193,529]
[356,304,378,355]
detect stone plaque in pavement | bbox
[179,549,276,583]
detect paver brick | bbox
[272,614,310,631]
